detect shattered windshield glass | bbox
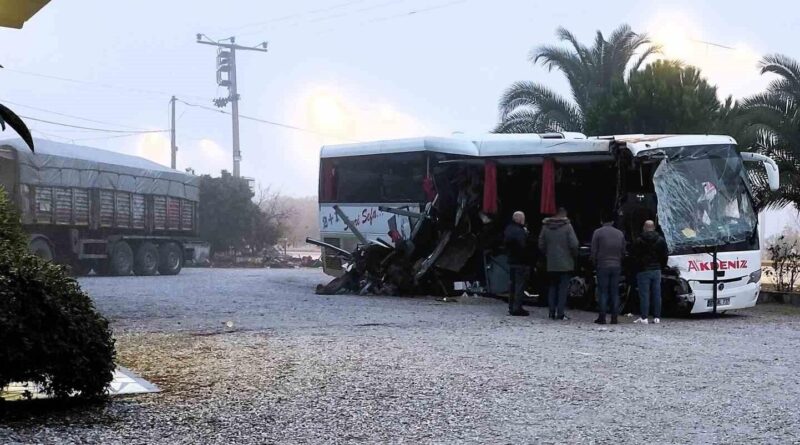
[653,145,757,254]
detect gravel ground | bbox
[3,268,800,444]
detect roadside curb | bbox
[759,290,800,305]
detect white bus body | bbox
[318,133,779,314]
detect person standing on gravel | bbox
[590,212,626,325]
[538,207,579,320]
[632,220,668,325]
[504,211,531,316]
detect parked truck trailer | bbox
[0,138,204,276]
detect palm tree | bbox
[0,103,33,151]
[741,54,800,208]
[496,24,659,133]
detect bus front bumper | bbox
[684,281,760,314]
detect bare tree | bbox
[250,184,293,254]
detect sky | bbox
[1,0,798,235]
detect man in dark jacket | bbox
[504,211,530,316]
[538,207,579,320]
[591,212,626,325]
[632,220,669,324]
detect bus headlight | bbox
[675,278,694,304]
[748,269,762,284]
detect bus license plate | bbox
[707,298,730,307]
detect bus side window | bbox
[381,157,425,202]
[337,157,382,202]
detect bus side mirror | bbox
[741,152,780,191]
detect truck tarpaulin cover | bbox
[653,145,756,253]
[0,138,199,201]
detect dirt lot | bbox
[3,268,800,444]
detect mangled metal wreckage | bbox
[309,133,780,314]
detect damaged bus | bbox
[316,133,780,314]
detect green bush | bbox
[765,234,800,293]
[0,187,116,399]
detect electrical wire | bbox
[304,0,471,37]
[29,128,75,143]
[233,0,447,39]
[223,0,366,35]
[20,115,169,134]
[2,68,213,102]
[364,0,467,24]
[0,98,151,131]
[176,98,359,142]
[234,0,468,39]
[353,0,407,14]
[70,132,156,143]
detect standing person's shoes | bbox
[634,317,649,324]
[610,315,618,325]
[509,308,530,316]
[548,312,556,320]
[594,316,607,325]
[557,314,570,321]
[653,317,661,324]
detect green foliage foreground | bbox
[0,187,116,400]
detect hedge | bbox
[0,187,116,399]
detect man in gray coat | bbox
[591,211,626,325]
[538,207,579,320]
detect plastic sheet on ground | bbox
[1,366,159,401]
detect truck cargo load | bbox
[0,138,206,276]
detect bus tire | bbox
[158,242,183,276]
[29,238,54,262]
[134,242,159,276]
[106,241,134,276]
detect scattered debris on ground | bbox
[196,248,322,269]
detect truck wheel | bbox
[29,238,53,261]
[134,242,159,276]
[158,242,183,275]
[106,241,134,276]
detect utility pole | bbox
[170,95,177,169]
[196,34,268,178]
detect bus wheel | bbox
[29,238,53,261]
[158,242,183,275]
[134,242,159,276]
[106,241,134,276]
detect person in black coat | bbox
[632,220,669,324]
[504,211,531,316]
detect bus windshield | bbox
[654,145,757,255]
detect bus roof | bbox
[592,134,738,157]
[320,133,739,161]
[320,134,611,159]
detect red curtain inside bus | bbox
[541,158,556,215]
[482,160,498,214]
[321,160,337,201]
[422,175,436,202]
